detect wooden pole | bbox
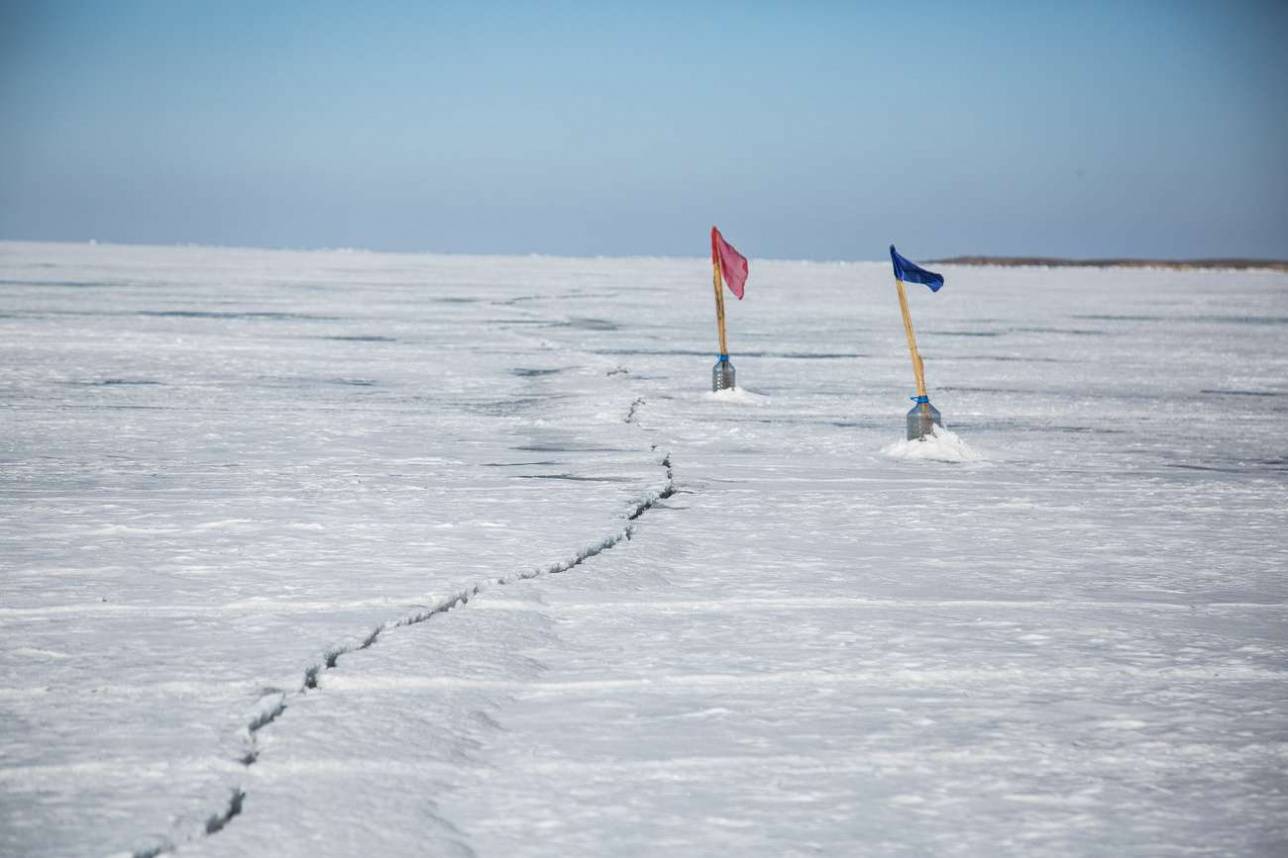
[711,231,730,356]
[894,278,928,398]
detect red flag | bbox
[711,226,748,300]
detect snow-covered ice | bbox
[1,241,1286,857]
[882,424,981,462]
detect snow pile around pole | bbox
[706,387,769,405]
[882,424,981,462]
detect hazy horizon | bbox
[6,236,1288,268]
[3,1,1286,261]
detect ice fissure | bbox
[130,440,676,857]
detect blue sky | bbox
[2,0,1285,260]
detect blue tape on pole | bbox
[910,395,929,404]
[718,354,729,362]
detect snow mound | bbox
[882,424,981,462]
[706,387,769,406]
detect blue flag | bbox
[890,245,944,292]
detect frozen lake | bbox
[1,241,1286,857]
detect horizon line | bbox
[2,238,1286,273]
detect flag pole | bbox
[711,231,729,356]
[893,277,927,398]
[710,227,735,391]
[889,245,943,440]
[893,274,940,439]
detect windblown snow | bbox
[1,241,1285,857]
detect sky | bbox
[1,0,1286,260]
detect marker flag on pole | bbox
[890,245,944,292]
[713,227,749,300]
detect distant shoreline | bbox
[931,256,1288,272]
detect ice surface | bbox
[2,241,1286,857]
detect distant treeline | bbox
[932,256,1288,273]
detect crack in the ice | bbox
[302,665,321,690]
[356,626,382,650]
[132,443,676,857]
[203,788,245,835]
[624,396,645,423]
[246,697,287,734]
